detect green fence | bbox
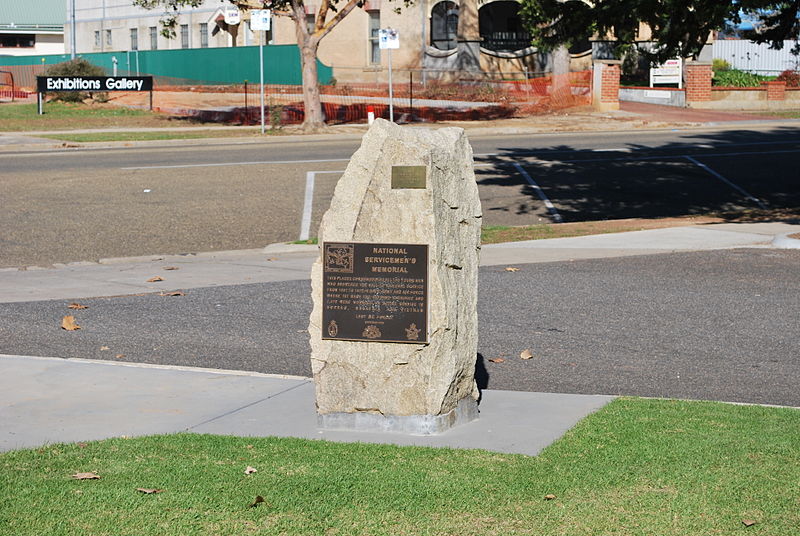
[0,45,331,85]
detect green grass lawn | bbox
[1,398,798,535]
[0,101,219,132]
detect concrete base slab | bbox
[0,355,613,456]
[318,397,479,435]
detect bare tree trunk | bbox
[551,44,572,104]
[291,0,325,132]
[300,39,325,130]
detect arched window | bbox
[479,1,531,53]
[430,1,458,51]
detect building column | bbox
[592,60,621,111]
[456,0,481,73]
[685,61,712,107]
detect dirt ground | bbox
[109,90,705,133]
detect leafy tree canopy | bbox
[519,0,800,63]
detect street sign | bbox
[250,10,271,31]
[379,28,399,49]
[223,5,241,25]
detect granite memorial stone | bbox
[309,119,482,434]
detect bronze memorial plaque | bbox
[322,242,428,344]
[391,166,427,189]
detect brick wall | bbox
[600,63,620,103]
[685,62,712,103]
[593,60,621,111]
[764,81,787,101]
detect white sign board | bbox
[650,58,682,88]
[224,6,241,25]
[250,9,271,31]
[379,28,399,50]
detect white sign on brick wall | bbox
[650,58,682,88]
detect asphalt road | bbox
[2,125,799,267]
[1,248,797,407]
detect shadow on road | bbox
[474,126,800,224]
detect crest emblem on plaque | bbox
[324,243,354,273]
[327,320,339,337]
[405,323,421,341]
[362,325,382,339]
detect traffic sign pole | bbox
[388,48,394,122]
[260,36,265,134]
[250,10,271,134]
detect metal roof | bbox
[0,0,65,32]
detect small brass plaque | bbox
[391,166,427,189]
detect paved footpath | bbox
[2,222,797,455]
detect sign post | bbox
[378,28,399,122]
[251,10,271,134]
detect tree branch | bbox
[316,0,361,42]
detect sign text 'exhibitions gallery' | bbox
[37,76,154,92]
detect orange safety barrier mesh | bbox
[20,68,593,124]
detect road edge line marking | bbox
[299,171,316,242]
[513,162,564,223]
[683,155,768,210]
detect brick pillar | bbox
[764,80,787,101]
[685,62,712,106]
[592,60,621,111]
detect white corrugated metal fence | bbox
[713,40,800,75]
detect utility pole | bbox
[70,0,77,59]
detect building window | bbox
[200,23,208,48]
[368,11,380,64]
[478,1,531,53]
[180,24,189,48]
[149,26,158,50]
[130,28,138,50]
[430,1,458,50]
[94,30,101,48]
[106,29,112,47]
[0,34,35,48]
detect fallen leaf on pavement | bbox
[67,303,88,310]
[61,316,81,331]
[100,346,110,351]
[742,520,756,527]
[146,276,164,283]
[115,354,125,359]
[72,472,100,480]
[520,349,534,360]
[162,266,179,271]
[504,267,520,272]
[245,466,258,475]
[136,488,164,494]
[488,358,505,363]
[544,494,556,500]
[249,496,265,508]
[159,291,185,297]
